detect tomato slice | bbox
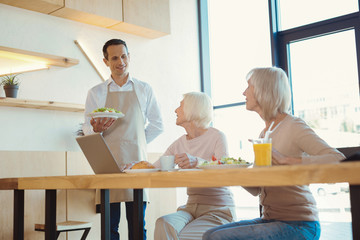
[212,155,217,161]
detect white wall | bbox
[0,0,200,153]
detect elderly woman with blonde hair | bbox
[202,67,345,240]
[153,92,236,240]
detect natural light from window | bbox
[207,1,357,238]
[289,30,360,148]
[279,0,358,30]
[208,0,272,107]
[288,31,358,239]
[208,0,272,222]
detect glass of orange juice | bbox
[253,138,272,167]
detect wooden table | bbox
[1,161,360,240]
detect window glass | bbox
[208,0,272,106]
[213,106,264,165]
[279,0,358,30]
[289,30,360,147]
[213,106,264,219]
[309,182,351,237]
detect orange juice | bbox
[253,143,272,166]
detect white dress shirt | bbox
[82,75,164,143]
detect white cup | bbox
[160,155,175,171]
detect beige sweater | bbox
[246,115,345,221]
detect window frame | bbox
[197,0,211,97]
[199,0,360,111]
[268,0,360,102]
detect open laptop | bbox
[76,133,123,174]
[339,146,360,162]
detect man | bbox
[82,39,164,240]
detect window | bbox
[278,0,358,30]
[207,0,272,219]
[289,30,360,147]
[208,0,271,155]
[270,0,359,238]
[208,0,271,106]
[201,0,359,237]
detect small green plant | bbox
[1,74,20,86]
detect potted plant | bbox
[1,74,20,98]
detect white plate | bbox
[160,169,202,172]
[87,112,125,119]
[179,169,202,171]
[123,168,160,173]
[198,163,252,169]
[160,168,180,172]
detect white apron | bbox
[96,84,148,204]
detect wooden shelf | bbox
[0,45,79,76]
[0,98,84,112]
[0,46,79,67]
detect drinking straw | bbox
[264,121,274,143]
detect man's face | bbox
[103,44,130,77]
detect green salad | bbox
[201,156,250,166]
[92,107,122,113]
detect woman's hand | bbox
[90,117,116,133]
[272,148,302,165]
[175,153,198,169]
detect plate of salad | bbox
[198,156,252,169]
[87,107,124,119]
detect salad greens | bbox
[92,107,122,113]
[201,156,250,166]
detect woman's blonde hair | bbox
[246,67,291,121]
[183,92,213,128]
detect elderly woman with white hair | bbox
[202,67,345,240]
[153,92,236,240]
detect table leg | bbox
[100,189,110,240]
[45,190,57,240]
[350,185,360,239]
[14,190,24,240]
[133,189,144,240]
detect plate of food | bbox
[123,161,160,173]
[87,107,124,119]
[198,156,252,169]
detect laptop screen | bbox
[76,133,122,174]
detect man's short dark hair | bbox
[102,39,128,60]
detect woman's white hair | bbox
[246,67,291,121]
[183,92,213,128]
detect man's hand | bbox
[90,117,116,133]
[175,153,198,169]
